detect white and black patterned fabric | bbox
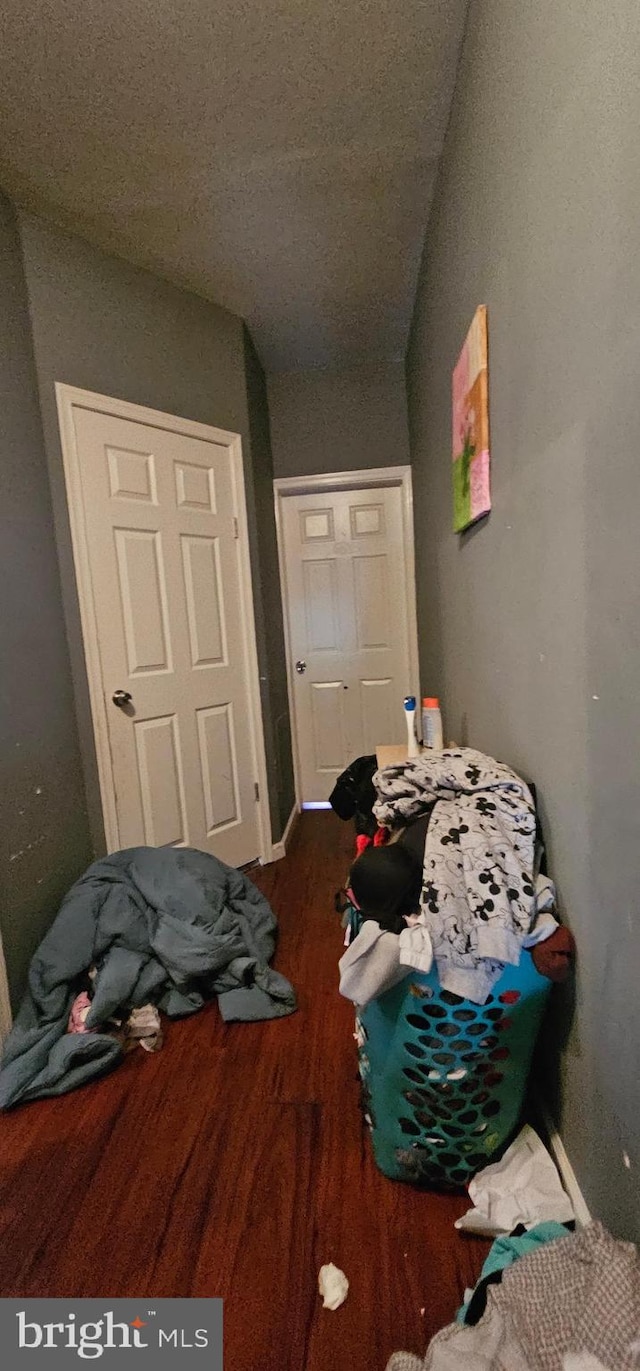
[372,749,537,1003]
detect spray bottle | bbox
[421,697,444,751]
[403,696,420,758]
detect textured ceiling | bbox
[0,0,468,371]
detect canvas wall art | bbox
[452,305,491,533]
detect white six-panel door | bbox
[280,483,416,802]
[58,389,267,868]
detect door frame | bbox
[0,928,12,1049]
[56,383,273,863]
[273,465,420,806]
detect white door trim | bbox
[273,465,420,806]
[56,383,273,863]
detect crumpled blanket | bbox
[373,748,537,1003]
[0,845,296,1108]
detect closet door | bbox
[280,485,415,802]
[58,387,269,866]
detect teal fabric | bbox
[350,907,551,1187]
[455,1221,570,1323]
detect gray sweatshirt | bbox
[338,921,409,1007]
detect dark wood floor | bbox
[0,812,488,1370]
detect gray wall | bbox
[0,194,93,1006]
[406,0,640,1238]
[268,360,410,477]
[243,327,296,838]
[19,212,294,851]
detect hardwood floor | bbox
[0,812,489,1369]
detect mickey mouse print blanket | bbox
[372,749,537,1003]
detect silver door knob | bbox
[112,690,132,707]
[295,660,307,674]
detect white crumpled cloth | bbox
[455,1125,575,1236]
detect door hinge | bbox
[233,517,239,539]
[254,782,260,801]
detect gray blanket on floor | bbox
[0,846,296,1109]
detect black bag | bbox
[329,755,378,836]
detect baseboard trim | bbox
[269,803,300,862]
[535,1094,592,1228]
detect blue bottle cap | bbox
[403,695,416,710]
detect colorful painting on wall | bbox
[452,305,491,533]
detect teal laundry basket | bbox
[349,909,551,1188]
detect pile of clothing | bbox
[338,748,574,1008]
[67,979,163,1055]
[386,1220,640,1371]
[329,754,379,842]
[0,845,296,1109]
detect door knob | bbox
[112,690,132,708]
[295,660,307,674]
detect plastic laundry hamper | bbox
[348,908,552,1188]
